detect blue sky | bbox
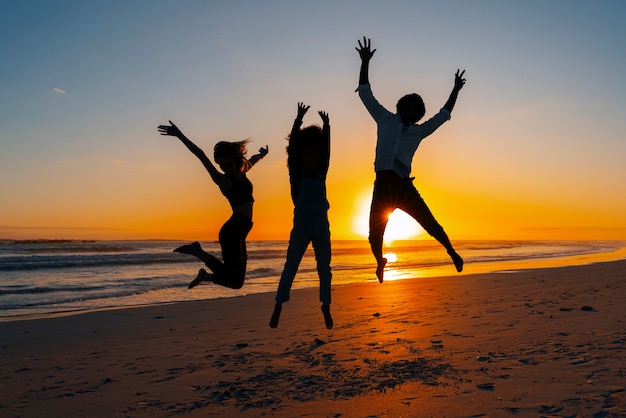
[2,1,626,240]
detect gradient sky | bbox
[2,1,625,241]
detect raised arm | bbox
[443,69,466,113]
[318,110,331,176]
[247,145,269,169]
[290,102,310,141]
[157,120,226,186]
[356,36,376,85]
[286,102,310,175]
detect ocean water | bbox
[1,239,625,321]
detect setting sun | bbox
[352,193,425,241]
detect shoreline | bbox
[1,259,625,416]
[3,245,625,323]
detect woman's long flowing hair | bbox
[214,139,250,171]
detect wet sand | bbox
[1,260,625,417]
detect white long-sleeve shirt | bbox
[356,83,450,178]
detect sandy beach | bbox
[1,260,625,417]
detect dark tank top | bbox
[224,175,254,207]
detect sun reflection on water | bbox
[383,252,397,263]
[382,251,408,281]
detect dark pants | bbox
[275,211,332,305]
[369,171,454,261]
[204,213,253,289]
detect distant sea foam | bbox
[1,239,624,321]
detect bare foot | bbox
[188,268,212,289]
[376,257,387,283]
[174,241,202,257]
[321,304,333,329]
[269,303,282,328]
[449,250,464,272]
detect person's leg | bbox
[398,181,463,272]
[311,216,333,329]
[222,220,250,289]
[275,218,310,304]
[311,218,332,304]
[321,304,333,330]
[270,216,311,328]
[188,268,213,289]
[269,302,282,329]
[174,241,223,273]
[174,241,204,257]
[211,215,252,289]
[369,173,398,282]
[174,241,223,289]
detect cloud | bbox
[111,159,124,165]
[53,87,67,95]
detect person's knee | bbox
[220,268,245,289]
[228,278,245,290]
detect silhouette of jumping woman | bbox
[270,103,333,329]
[157,120,268,290]
[355,36,466,282]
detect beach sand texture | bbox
[1,260,625,417]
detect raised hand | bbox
[297,102,310,120]
[356,36,376,62]
[258,145,269,157]
[454,69,466,91]
[157,120,182,137]
[318,110,329,125]
[443,70,467,113]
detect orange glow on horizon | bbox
[3,173,626,241]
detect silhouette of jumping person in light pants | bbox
[158,121,268,290]
[270,102,333,329]
[355,36,466,283]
